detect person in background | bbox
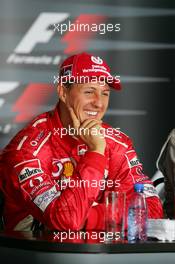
[156,128,175,218]
[0,52,163,231]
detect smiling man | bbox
[0,52,163,231]
[57,80,110,155]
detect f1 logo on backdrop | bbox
[3,13,107,136]
[7,12,106,64]
[15,13,69,54]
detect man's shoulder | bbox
[102,122,132,150]
[2,111,52,157]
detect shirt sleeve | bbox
[85,136,163,231]
[110,136,163,219]
[3,136,107,231]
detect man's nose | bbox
[93,94,103,108]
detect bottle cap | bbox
[134,183,144,193]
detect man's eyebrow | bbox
[83,86,110,91]
[83,87,96,90]
[103,88,110,91]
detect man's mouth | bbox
[84,111,98,117]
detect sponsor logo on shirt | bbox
[52,157,76,179]
[143,183,158,198]
[14,159,43,183]
[30,181,51,196]
[125,151,142,169]
[30,130,45,146]
[19,168,43,182]
[129,157,140,168]
[77,144,88,156]
[33,186,61,212]
[52,159,63,178]
[63,161,74,177]
[29,176,43,187]
[135,176,149,183]
[21,178,52,199]
[136,167,145,176]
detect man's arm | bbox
[4,146,107,231]
[85,133,163,230]
[1,113,109,231]
[112,138,163,219]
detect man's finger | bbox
[68,107,80,129]
[80,118,102,128]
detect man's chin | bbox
[82,116,100,121]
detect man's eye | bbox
[102,92,109,96]
[84,91,93,94]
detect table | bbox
[0,231,175,264]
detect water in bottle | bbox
[128,183,147,242]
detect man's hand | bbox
[69,107,106,155]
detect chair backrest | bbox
[0,151,4,230]
[153,177,164,187]
[156,129,175,218]
[0,190,4,230]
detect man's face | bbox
[63,82,110,123]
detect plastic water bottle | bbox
[128,183,147,242]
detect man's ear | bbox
[57,84,67,103]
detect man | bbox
[0,52,163,231]
[156,128,175,218]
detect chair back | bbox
[157,129,175,218]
